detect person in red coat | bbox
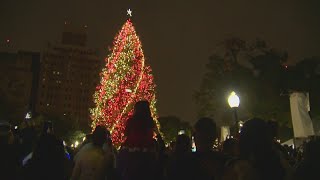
[117,100,161,180]
[123,100,155,149]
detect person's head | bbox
[222,138,239,156]
[239,118,284,180]
[92,125,108,147]
[126,101,154,133]
[194,117,217,152]
[174,134,191,154]
[133,100,152,119]
[239,118,273,157]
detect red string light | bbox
[90,20,159,147]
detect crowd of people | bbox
[1,100,319,180]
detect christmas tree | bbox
[90,16,159,147]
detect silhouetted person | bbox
[268,120,293,165]
[174,134,191,154]
[71,125,111,180]
[223,118,290,180]
[20,126,37,166]
[167,134,196,180]
[192,117,225,180]
[124,100,155,148]
[222,138,239,157]
[23,134,71,180]
[155,132,167,179]
[0,121,20,180]
[294,138,320,180]
[117,100,160,180]
[73,128,116,179]
[21,121,55,166]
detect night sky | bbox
[1,0,320,123]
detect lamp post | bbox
[228,91,240,135]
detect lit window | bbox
[47,103,50,106]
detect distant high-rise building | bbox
[36,27,102,130]
[0,51,40,123]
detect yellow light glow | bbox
[75,141,79,148]
[228,91,240,108]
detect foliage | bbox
[158,116,192,144]
[31,114,80,139]
[65,130,86,145]
[194,38,290,127]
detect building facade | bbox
[36,28,102,130]
[0,51,40,123]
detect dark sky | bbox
[1,0,320,123]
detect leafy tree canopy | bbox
[158,116,192,144]
[194,38,290,127]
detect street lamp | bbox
[228,91,240,135]
[228,91,240,108]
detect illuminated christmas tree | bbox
[90,13,159,147]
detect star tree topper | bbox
[127,9,132,17]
